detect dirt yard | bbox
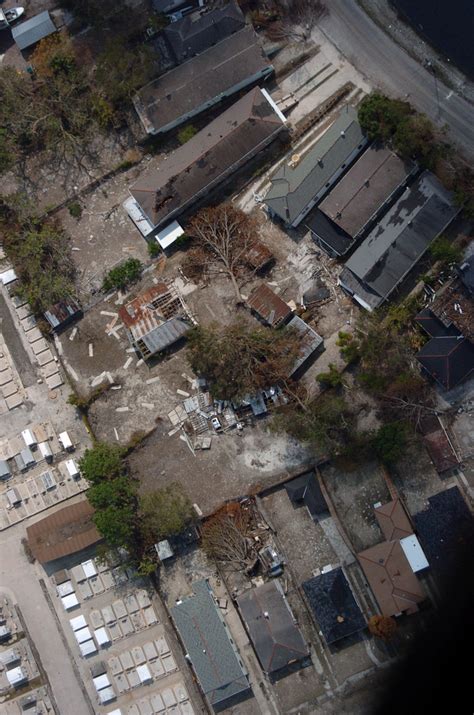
[320,460,391,553]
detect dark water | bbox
[391,0,474,79]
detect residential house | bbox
[133,25,273,135]
[414,487,474,583]
[302,567,366,645]
[339,172,460,311]
[415,307,474,390]
[246,284,293,327]
[264,106,368,228]
[129,87,286,233]
[119,283,191,361]
[374,498,413,541]
[284,471,329,522]
[171,580,250,711]
[357,540,426,617]
[26,500,101,564]
[237,580,308,676]
[163,2,246,64]
[306,145,416,257]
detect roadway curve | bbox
[318,0,474,161]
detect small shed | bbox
[41,470,56,491]
[0,648,21,667]
[12,11,57,51]
[6,488,21,507]
[44,299,82,333]
[58,431,74,451]
[21,429,37,450]
[6,666,28,687]
[20,448,35,468]
[38,441,53,463]
[155,540,174,562]
[65,459,80,479]
[0,459,11,479]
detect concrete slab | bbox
[0,370,13,386]
[16,305,32,320]
[21,315,38,332]
[1,382,18,398]
[46,373,63,389]
[32,339,49,355]
[27,328,43,344]
[36,349,55,366]
[5,393,23,410]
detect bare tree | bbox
[186,204,259,301]
[201,506,258,572]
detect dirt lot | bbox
[320,460,391,553]
[391,439,446,515]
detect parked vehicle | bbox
[0,7,25,30]
[211,416,222,431]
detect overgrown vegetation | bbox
[430,235,462,264]
[187,321,301,401]
[177,125,198,145]
[316,363,345,388]
[80,442,194,570]
[103,258,142,292]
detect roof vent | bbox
[263,611,270,619]
[340,130,346,137]
[336,615,345,623]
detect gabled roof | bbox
[247,284,292,327]
[237,580,308,674]
[357,541,425,617]
[287,315,324,376]
[164,2,245,63]
[414,487,474,582]
[340,173,459,310]
[130,87,284,229]
[134,26,272,134]
[416,335,474,390]
[285,471,329,520]
[171,580,249,708]
[12,11,56,50]
[302,568,366,644]
[265,106,366,225]
[374,499,413,541]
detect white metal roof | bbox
[57,580,74,597]
[6,666,27,686]
[79,639,97,657]
[69,615,87,632]
[61,593,79,610]
[0,268,17,285]
[81,559,97,578]
[123,196,155,237]
[136,663,152,683]
[75,626,92,644]
[94,627,110,646]
[98,687,116,704]
[400,534,429,572]
[58,431,73,449]
[65,459,79,477]
[155,220,184,250]
[21,429,36,447]
[93,673,111,691]
[38,441,53,459]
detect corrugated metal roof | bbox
[247,283,292,327]
[140,316,190,354]
[12,11,56,50]
[171,580,250,707]
[265,106,367,225]
[287,315,323,376]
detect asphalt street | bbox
[318,0,474,161]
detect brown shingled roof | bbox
[374,499,413,541]
[358,541,425,617]
[247,284,293,327]
[27,500,101,563]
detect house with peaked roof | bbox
[237,580,308,676]
[302,568,366,644]
[247,284,293,327]
[264,105,367,228]
[307,145,416,257]
[285,471,329,522]
[163,2,246,64]
[171,580,250,711]
[129,87,286,233]
[133,25,273,135]
[357,541,425,617]
[416,336,474,391]
[339,172,460,311]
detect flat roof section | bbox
[134,26,272,134]
[318,146,415,239]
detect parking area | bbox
[45,550,202,715]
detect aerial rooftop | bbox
[374,499,413,541]
[247,283,293,327]
[130,87,285,230]
[134,25,272,135]
[237,580,308,674]
[339,172,459,310]
[265,105,367,227]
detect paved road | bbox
[318,0,474,161]
[0,523,90,715]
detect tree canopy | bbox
[140,484,194,549]
[79,442,125,484]
[186,321,300,400]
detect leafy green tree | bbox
[336,331,360,364]
[79,442,125,484]
[358,93,412,142]
[93,506,136,549]
[316,363,344,388]
[430,235,462,264]
[187,321,300,401]
[95,38,155,109]
[103,258,142,292]
[372,422,408,465]
[140,483,194,548]
[87,476,137,510]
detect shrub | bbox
[103,258,142,292]
[336,331,359,364]
[68,201,82,219]
[177,125,198,145]
[430,235,462,264]
[148,241,161,258]
[372,422,408,465]
[316,363,344,388]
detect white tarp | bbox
[400,534,429,572]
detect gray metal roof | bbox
[171,580,249,707]
[287,315,324,376]
[342,172,459,308]
[265,106,366,225]
[139,317,190,355]
[12,11,56,50]
[237,580,308,673]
